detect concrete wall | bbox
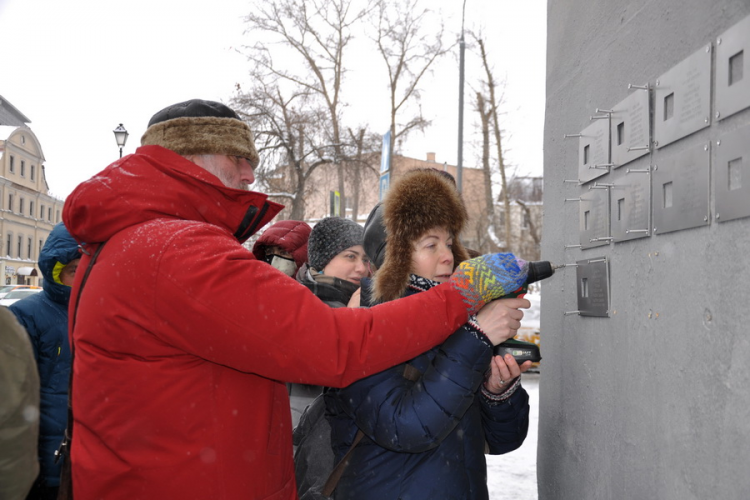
[540,1,750,498]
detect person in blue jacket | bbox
[325,169,532,500]
[9,223,80,500]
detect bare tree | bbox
[475,35,512,253]
[242,0,371,209]
[232,80,332,220]
[346,127,382,220]
[475,91,503,252]
[370,0,450,162]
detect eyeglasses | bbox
[232,156,256,169]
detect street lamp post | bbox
[113,124,129,159]
[456,0,467,194]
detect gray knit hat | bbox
[308,217,364,272]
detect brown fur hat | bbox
[141,99,259,167]
[373,168,470,302]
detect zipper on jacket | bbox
[234,203,270,241]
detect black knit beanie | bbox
[308,217,364,272]
[140,99,259,167]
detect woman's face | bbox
[322,245,370,285]
[411,227,454,284]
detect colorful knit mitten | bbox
[450,253,529,313]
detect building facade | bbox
[0,96,64,286]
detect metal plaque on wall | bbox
[579,182,610,249]
[715,125,750,223]
[716,14,750,121]
[579,118,610,184]
[653,143,710,235]
[654,46,712,149]
[576,257,610,317]
[610,162,651,242]
[611,89,651,167]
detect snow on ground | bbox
[486,372,539,500]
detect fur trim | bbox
[140,116,259,167]
[373,169,470,303]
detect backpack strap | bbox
[56,242,106,500]
[321,363,422,497]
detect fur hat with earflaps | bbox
[372,168,470,303]
[141,99,259,167]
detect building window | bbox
[9,156,14,173]
[8,194,13,211]
[39,239,43,253]
[30,201,34,217]
[6,234,11,256]
[20,160,25,177]
[40,204,45,219]
[31,165,35,181]
[19,198,24,214]
[17,235,22,258]
[48,207,52,221]
[27,238,32,259]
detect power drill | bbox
[493,260,560,363]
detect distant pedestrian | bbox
[9,223,80,500]
[252,220,311,277]
[62,98,532,500]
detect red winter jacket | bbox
[252,219,311,273]
[63,145,472,500]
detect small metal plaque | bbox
[610,163,651,242]
[716,14,750,121]
[611,89,651,167]
[653,143,710,235]
[576,257,610,317]
[654,46,712,149]
[579,182,610,249]
[715,125,750,223]
[579,118,610,184]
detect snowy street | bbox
[486,372,539,500]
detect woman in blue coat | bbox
[325,169,532,500]
[10,223,80,500]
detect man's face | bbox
[195,155,255,190]
[60,258,81,287]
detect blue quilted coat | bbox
[9,223,80,488]
[325,279,530,500]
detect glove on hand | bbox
[450,253,529,313]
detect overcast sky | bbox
[0,0,546,199]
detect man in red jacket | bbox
[62,99,530,500]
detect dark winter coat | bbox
[292,264,361,499]
[325,277,530,500]
[61,145,478,500]
[9,222,80,488]
[289,264,358,429]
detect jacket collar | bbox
[63,145,283,245]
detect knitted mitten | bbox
[449,253,529,313]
